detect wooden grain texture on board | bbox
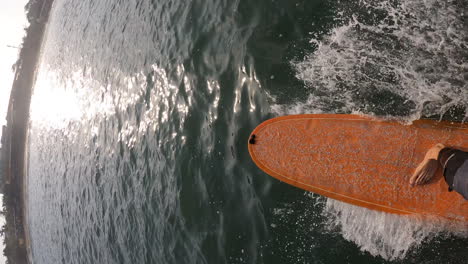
[248,114,468,222]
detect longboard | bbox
[248,114,468,222]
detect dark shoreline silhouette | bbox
[0,0,54,263]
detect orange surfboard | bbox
[248,114,468,222]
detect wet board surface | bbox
[248,114,468,222]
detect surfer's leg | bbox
[440,149,468,199]
[410,144,445,186]
[452,163,468,200]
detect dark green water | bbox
[27,0,467,263]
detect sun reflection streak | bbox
[206,80,220,123]
[31,63,192,150]
[31,70,83,129]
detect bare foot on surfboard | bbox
[410,143,445,186]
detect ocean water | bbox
[27,0,467,263]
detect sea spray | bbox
[322,199,468,261]
[277,0,467,120]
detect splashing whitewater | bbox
[276,0,467,120]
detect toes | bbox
[411,171,423,186]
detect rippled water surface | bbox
[28,0,467,263]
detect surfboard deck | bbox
[248,114,468,222]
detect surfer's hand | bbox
[410,144,445,186]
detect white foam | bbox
[276,0,467,121]
[322,199,468,261]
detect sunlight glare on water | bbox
[30,70,84,129]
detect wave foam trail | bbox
[323,199,468,261]
[281,0,468,120]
